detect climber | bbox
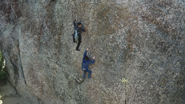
[82,48,95,79]
[73,19,87,51]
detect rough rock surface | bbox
[0,0,185,104]
[0,82,28,104]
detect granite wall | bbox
[0,0,185,104]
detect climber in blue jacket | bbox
[82,48,95,79]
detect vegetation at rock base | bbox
[120,78,128,83]
[0,50,6,82]
[0,71,6,81]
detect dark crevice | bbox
[18,53,27,85]
[17,29,27,85]
[20,62,27,85]
[38,98,44,104]
[47,0,56,7]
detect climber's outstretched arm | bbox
[83,49,88,61]
[73,19,77,28]
[88,59,95,64]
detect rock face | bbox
[0,0,185,104]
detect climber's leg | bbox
[76,36,81,51]
[86,69,92,79]
[83,70,87,78]
[73,33,76,43]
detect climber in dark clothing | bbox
[82,48,95,79]
[73,19,87,51]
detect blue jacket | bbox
[82,51,95,70]
[73,21,86,37]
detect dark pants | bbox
[76,36,81,50]
[73,33,76,42]
[83,68,92,78]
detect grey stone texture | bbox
[0,0,185,104]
